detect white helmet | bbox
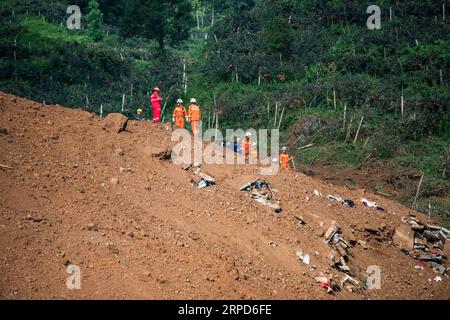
[177,99,183,104]
[190,98,197,103]
[245,132,251,138]
[282,146,288,152]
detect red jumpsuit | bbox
[150,92,162,123]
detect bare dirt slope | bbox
[0,92,448,300]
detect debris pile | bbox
[307,221,367,294]
[394,216,449,275]
[361,198,385,211]
[188,164,216,189]
[327,194,355,208]
[240,178,282,213]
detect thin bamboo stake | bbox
[400,87,404,116]
[333,89,336,110]
[215,112,219,142]
[130,84,133,104]
[291,158,297,171]
[274,102,278,128]
[444,3,446,22]
[343,102,347,130]
[0,164,12,170]
[353,116,364,145]
[121,94,125,112]
[412,174,424,209]
[277,107,285,130]
[160,95,171,120]
[298,143,314,150]
[100,104,103,117]
[363,137,370,149]
[439,69,443,84]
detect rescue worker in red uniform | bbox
[150,87,162,123]
[172,99,187,129]
[188,98,201,134]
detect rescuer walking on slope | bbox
[279,146,293,169]
[172,99,187,129]
[150,87,162,123]
[188,98,201,135]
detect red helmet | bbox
[153,87,160,92]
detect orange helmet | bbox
[153,87,160,92]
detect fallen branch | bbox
[375,191,392,197]
[298,143,314,150]
[0,164,12,170]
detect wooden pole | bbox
[274,102,278,128]
[215,112,219,142]
[211,6,215,26]
[363,137,369,149]
[267,98,270,117]
[130,84,133,104]
[412,174,424,209]
[298,143,314,150]
[444,3,446,22]
[343,102,347,130]
[291,158,297,171]
[353,116,364,145]
[389,6,392,21]
[121,94,125,112]
[439,69,443,84]
[400,87,404,116]
[333,89,336,110]
[100,104,103,117]
[160,95,171,120]
[278,107,285,130]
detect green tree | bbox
[121,0,194,50]
[263,16,293,54]
[87,0,105,41]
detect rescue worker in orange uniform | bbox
[279,146,293,169]
[188,98,201,134]
[172,99,187,128]
[242,132,252,160]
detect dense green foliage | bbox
[121,0,194,49]
[87,0,105,41]
[0,0,448,223]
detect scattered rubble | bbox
[240,178,282,213]
[327,195,355,208]
[392,216,449,275]
[361,198,385,211]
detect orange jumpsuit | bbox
[188,104,201,134]
[242,138,251,157]
[173,105,187,128]
[280,153,290,169]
